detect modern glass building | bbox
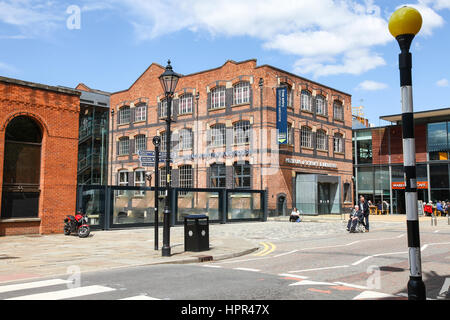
[353,107,450,214]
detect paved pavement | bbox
[0,214,448,285]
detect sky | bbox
[0,0,449,126]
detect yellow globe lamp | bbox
[388,6,422,38]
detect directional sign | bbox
[138,150,155,157]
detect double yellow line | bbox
[254,242,276,256]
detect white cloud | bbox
[419,0,450,10]
[401,3,445,36]
[111,0,393,78]
[436,78,449,87]
[356,80,388,91]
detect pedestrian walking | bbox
[358,195,370,232]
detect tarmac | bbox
[0,214,448,284]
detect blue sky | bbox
[0,0,449,126]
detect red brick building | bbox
[109,59,353,216]
[0,77,80,235]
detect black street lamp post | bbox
[159,60,181,257]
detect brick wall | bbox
[0,77,80,236]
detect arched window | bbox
[334,133,344,153]
[233,120,251,145]
[135,104,147,122]
[301,126,313,148]
[209,124,226,147]
[179,94,193,115]
[301,90,312,112]
[316,130,327,151]
[179,128,193,150]
[118,137,130,155]
[159,99,173,118]
[134,134,146,153]
[233,82,250,105]
[333,100,344,121]
[210,86,226,109]
[316,95,326,116]
[118,106,130,124]
[280,83,292,108]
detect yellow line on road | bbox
[254,242,276,256]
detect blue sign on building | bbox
[276,87,288,144]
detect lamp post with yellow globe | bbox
[389,6,426,300]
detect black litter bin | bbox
[184,214,209,252]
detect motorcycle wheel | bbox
[64,225,71,235]
[78,226,90,238]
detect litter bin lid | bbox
[185,214,208,219]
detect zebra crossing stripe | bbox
[0,279,73,294]
[6,285,115,300]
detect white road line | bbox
[421,244,429,251]
[352,251,408,266]
[273,250,298,258]
[233,268,261,272]
[6,285,115,300]
[353,291,397,300]
[121,295,160,300]
[289,280,337,286]
[288,265,349,273]
[202,265,222,268]
[0,279,73,294]
[434,230,440,233]
[278,273,309,280]
[334,282,369,290]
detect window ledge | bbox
[208,107,226,112]
[334,152,345,155]
[0,218,41,223]
[118,123,130,127]
[178,113,193,116]
[301,109,314,114]
[334,118,344,123]
[316,113,328,119]
[301,146,314,151]
[317,149,328,152]
[134,120,146,125]
[231,103,250,108]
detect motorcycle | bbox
[64,211,90,238]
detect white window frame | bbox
[179,128,193,150]
[134,169,146,196]
[316,130,327,151]
[119,106,130,124]
[135,135,146,154]
[210,124,226,147]
[333,101,344,121]
[301,126,313,148]
[233,120,251,145]
[316,95,326,116]
[119,137,130,155]
[179,94,193,115]
[334,133,344,153]
[135,104,147,122]
[118,170,129,195]
[301,90,312,112]
[233,82,250,105]
[179,165,193,195]
[210,86,226,110]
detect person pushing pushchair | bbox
[347,205,366,233]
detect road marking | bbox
[121,295,160,300]
[202,265,222,268]
[351,251,407,266]
[273,250,298,258]
[434,230,440,233]
[289,280,337,286]
[6,285,115,300]
[353,290,397,300]
[308,288,331,294]
[0,279,73,294]
[278,273,309,280]
[233,268,261,272]
[288,265,349,273]
[333,282,369,290]
[253,242,276,256]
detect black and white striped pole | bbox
[389,6,426,300]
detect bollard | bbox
[431,214,437,226]
[448,214,449,225]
